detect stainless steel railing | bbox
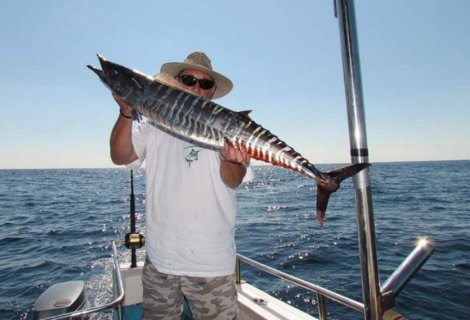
[38,236,432,320]
[41,241,125,320]
[236,237,434,320]
[236,253,364,320]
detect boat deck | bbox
[238,282,316,320]
[118,262,317,320]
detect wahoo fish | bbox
[88,54,369,226]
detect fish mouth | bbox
[87,64,106,82]
[88,54,153,97]
[87,55,112,89]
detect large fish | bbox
[88,54,369,226]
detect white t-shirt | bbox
[127,121,237,277]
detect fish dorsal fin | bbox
[238,110,253,119]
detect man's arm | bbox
[110,94,138,165]
[219,142,251,188]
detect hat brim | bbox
[160,62,233,99]
[153,72,195,95]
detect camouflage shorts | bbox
[142,259,239,320]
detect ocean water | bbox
[0,161,469,320]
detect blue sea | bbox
[0,161,469,320]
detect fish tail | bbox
[316,163,370,226]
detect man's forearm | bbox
[110,115,138,165]
[220,160,247,188]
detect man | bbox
[110,52,249,319]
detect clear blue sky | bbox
[1,0,469,169]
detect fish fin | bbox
[132,110,142,122]
[326,162,370,182]
[316,185,330,227]
[238,110,253,119]
[316,163,370,226]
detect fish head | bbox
[87,54,153,102]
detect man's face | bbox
[178,68,216,99]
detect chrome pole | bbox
[381,238,435,298]
[334,1,381,319]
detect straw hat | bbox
[159,51,233,99]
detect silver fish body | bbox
[88,54,369,225]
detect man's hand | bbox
[219,141,250,188]
[220,140,251,166]
[112,93,133,117]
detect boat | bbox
[32,1,434,319]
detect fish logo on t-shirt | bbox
[185,146,202,167]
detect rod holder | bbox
[380,238,434,302]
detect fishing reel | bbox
[125,170,145,268]
[125,232,145,249]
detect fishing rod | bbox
[124,170,145,268]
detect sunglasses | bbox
[179,74,215,90]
